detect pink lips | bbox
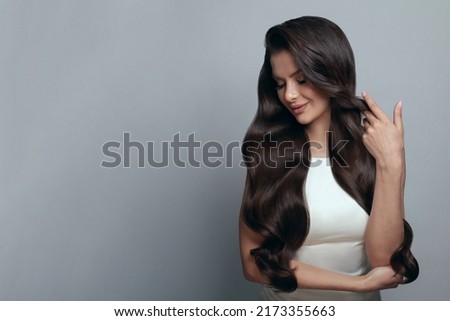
[291,102,308,114]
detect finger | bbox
[393,273,403,283]
[362,118,370,130]
[362,91,390,122]
[363,110,377,125]
[393,101,404,132]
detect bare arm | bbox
[239,216,402,292]
[362,92,405,267]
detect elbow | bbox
[241,262,269,285]
[242,270,254,282]
[242,265,259,283]
[367,242,404,268]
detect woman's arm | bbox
[239,216,402,292]
[361,92,405,267]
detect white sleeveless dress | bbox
[261,157,380,300]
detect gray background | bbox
[0,0,449,300]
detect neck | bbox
[305,112,331,158]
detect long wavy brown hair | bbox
[240,16,419,292]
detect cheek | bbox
[320,97,331,110]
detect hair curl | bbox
[240,16,419,292]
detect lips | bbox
[291,102,308,114]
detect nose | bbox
[284,82,299,102]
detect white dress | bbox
[261,157,380,300]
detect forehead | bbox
[270,50,301,78]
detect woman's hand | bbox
[361,92,404,169]
[362,266,403,292]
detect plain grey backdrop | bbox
[1,0,449,300]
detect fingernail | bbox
[362,91,367,97]
[398,100,403,108]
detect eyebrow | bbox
[272,69,302,81]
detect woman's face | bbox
[270,50,331,131]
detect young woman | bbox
[239,16,419,300]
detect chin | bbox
[294,115,310,126]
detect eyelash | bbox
[275,79,306,90]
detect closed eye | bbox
[276,79,306,90]
[275,83,285,90]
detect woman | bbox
[239,16,419,300]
